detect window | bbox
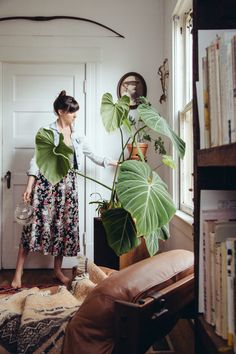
[180,101,193,214]
[173,0,193,215]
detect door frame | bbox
[0,40,102,268]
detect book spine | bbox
[203,220,216,324]
[207,44,216,147]
[215,242,222,336]
[219,39,234,145]
[221,241,228,340]
[226,239,235,347]
[215,37,222,146]
[209,231,216,325]
[231,35,236,143]
[202,56,210,148]
[227,42,235,143]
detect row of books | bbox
[201,32,236,148]
[202,208,236,352]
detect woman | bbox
[11,90,116,288]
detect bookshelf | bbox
[193,0,236,353]
[197,143,236,167]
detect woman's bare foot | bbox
[11,271,23,289]
[54,269,70,287]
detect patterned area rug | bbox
[0,286,80,354]
[0,284,58,295]
[0,256,109,353]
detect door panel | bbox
[2,63,85,269]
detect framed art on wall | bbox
[117,72,147,109]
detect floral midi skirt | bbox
[21,170,80,256]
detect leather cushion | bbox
[63,249,194,354]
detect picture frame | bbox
[117,72,147,109]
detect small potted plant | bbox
[127,114,168,161]
[127,116,149,160]
[89,193,112,216]
[35,93,185,257]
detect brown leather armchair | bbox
[63,249,194,354]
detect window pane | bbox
[180,102,193,214]
[185,11,193,102]
[173,1,193,215]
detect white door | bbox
[2,63,86,269]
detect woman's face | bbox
[59,110,78,125]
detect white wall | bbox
[0,0,167,183]
[1,0,181,259]
[0,0,193,260]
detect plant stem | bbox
[109,136,131,204]
[119,127,125,161]
[74,170,112,191]
[134,125,147,140]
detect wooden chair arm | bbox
[113,274,194,354]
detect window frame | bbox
[172,0,193,216]
[179,100,193,215]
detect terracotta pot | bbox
[127,143,148,160]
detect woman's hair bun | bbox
[54,90,79,114]
[59,90,66,96]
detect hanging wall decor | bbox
[117,72,147,109]
[158,58,169,104]
[0,16,125,38]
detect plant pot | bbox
[94,217,150,270]
[127,143,148,160]
[119,237,150,269]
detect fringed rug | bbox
[0,286,80,354]
[0,256,109,354]
[0,284,59,296]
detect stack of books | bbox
[199,191,236,352]
[200,32,236,148]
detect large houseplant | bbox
[35,93,185,257]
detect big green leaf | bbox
[143,224,170,257]
[137,103,185,159]
[158,224,170,240]
[116,160,176,236]
[100,93,130,133]
[122,117,133,136]
[162,155,176,169]
[143,232,159,257]
[101,207,139,256]
[35,128,73,185]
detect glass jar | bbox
[14,202,34,225]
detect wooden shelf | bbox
[197,143,236,167]
[196,316,234,354]
[196,0,236,30]
[193,1,236,352]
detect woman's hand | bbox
[23,175,36,203]
[23,187,32,203]
[110,160,120,167]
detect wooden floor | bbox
[0,269,195,354]
[169,319,195,354]
[0,268,72,287]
